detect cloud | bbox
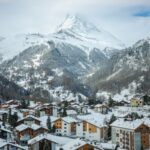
[0,0,149,46]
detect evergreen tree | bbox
[21,99,27,109]
[62,107,67,117]
[8,108,12,125]
[143,94,150,105]
[47,116,51,132]
[52,125,56,133]
[107,114,117,138]
[2,113,7,126]
[11,112,18,127]
[43,140,50,150]
[108,96,114,107]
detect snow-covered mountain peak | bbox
[53,14,125,56]
[56,14,99,33]
[133,37,150,48]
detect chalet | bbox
[15,124,48,146]
[77,114,108,141]
[130,94,144,107]
[17,115,41,126]
[94,104,109,114]
[28,133,74,150]
[111,118,150,150]
[38,105,58,117]
[53,116,78,136]
[21,109,35,117]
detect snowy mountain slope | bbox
[0,74,28,100]
[1,15,149,102]
[0,15,125,63]
[87,38,150,101]
[0,33,48,61]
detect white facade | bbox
[76,121,107,141]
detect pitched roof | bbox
[62,139,93,150]
[15,123,47,132]
[28,133,74,145]
[18,115,41,122]
[111,119,144,130]
[77,113,108,128]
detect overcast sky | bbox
[0,0,150,46]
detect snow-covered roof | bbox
[67,110,77,115]
[94,104,107,108]
[0,142,27,150]
[18,115,41,122]
[28,133,74,145]
[61,139,93,150]
[15,123,46,132]
[101,142,116,150]
[77,112,108,128]
[111,119,144,130]
[39,116,58,127]
[0,126,12,133]
[62,116,78,123]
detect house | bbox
[53,116,78,136]
[111,118,150,150]
[21,109,35,117]
[60,138,98,150]
[15,124,48,146]
[94,104,109,114]
[66,109,77,117]
[38,105,58,117]
[0,142,27,150]
[130,94,144,107]
[77,114,108,141]
[28,133,74,150]
[17,115,41,126]
[0,125,12,141]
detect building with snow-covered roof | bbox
[53,116,79,136]
[38,105,58,117]
[28,133,74,150]
[130,94,144,107]
[60,138,97,150]
[17,115,41,126]
[111,118,150,150]
[15,123,48,146]
[94,104,109,114]
[76,114,108,141]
